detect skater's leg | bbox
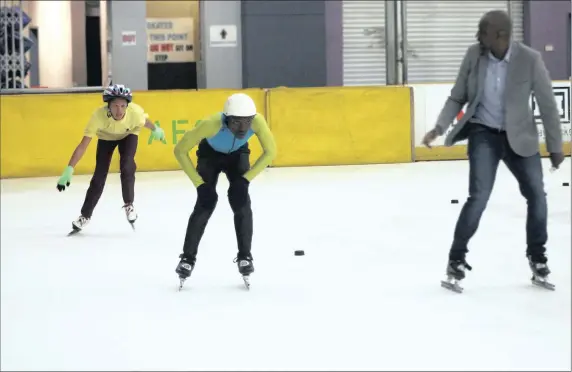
[224,144,253,261]
[118,134,138,205]
[80,139,118,219]
[181,141,222,263]
[118,134,139,222]
[449,124,503,261]
[223,144,255,276]
[502,140,548,263]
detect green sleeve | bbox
[174,119,221,187]
[243,114,277,182]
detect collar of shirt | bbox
[488,40,514,63]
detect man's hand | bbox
[422,128,440,148]
[549,152,565,170]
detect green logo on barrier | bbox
[148,119,189,145]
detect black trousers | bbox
[81,134,138,218]
[182,140,253,262]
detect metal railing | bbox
[0,86,107,95]
[0,0,28,89]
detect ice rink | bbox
[1,159,571,371]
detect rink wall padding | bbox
[267,86,414,167]
[410,81,572,161]
[0,93,122,178]
[2,81,569,179]
[0,89,266,178]
[130,88,267,173]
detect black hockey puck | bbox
[563,182,570,187]
[451,199,459,204]
[294,250,305,256]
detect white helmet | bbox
[223,93,257,117]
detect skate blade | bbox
[242,275,251,290]
[129,222,135,231]
[178,277,186,291]
[531,277,555,291]
[441,279,463,293]
[67,225,81,236]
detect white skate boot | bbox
[69,215,90,236]
[123,204,138,228]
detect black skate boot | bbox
[234,256,254,290]
[175,254,195,291]
[528,255,554,290]
[441,259,472,293]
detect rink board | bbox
[412,81,572,161]
[0,89,266,178]
[267,86,413,167]
[1,81,570,178]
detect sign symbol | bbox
[220,29,227,40]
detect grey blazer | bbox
[434,41,563,157]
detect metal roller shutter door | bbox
[342,1,386,86]
[405,0,524,83]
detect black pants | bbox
[182,140,253,262]
[81,134,138,218]
[449,124,548,262]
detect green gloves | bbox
[57,165,74,192]
[150,126,166,143]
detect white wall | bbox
[20,0,88,88]
[34,1,73,88]
[71,1,87,87]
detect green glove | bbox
[57,166,74,192]
[151,126,166,144]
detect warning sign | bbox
[146,18,195,63]
[122,31,136,46]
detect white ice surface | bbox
[1,159,571,371]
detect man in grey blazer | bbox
[422,10,565,290]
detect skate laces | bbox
[123,204,134,213]
[453,260,472,271]
[233,257,252,265]
[529,254,548,265]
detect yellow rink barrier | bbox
[267,86,413,167]
[0,89,266,178]
[0,93,121,178]
[414,143,572,161]
[132,88,265,173]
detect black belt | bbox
[470,122,506,134]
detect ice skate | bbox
[123,204,137,230]
[68,216,90,236]
[235,257,254,290]
[528,255,555,291]
[441,259,472,293]
[175,254,195,291]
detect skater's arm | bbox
[67,136,93,167]
[143,118,156,130]
[243,115,277,182]
[531,52,562,154]
[174,119,221,187]
[127,104,150,135]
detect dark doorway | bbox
[85,16,102,86]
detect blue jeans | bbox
[449,124,548,262]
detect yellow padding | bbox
[267,86,413,167]
[0,89,266,178]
